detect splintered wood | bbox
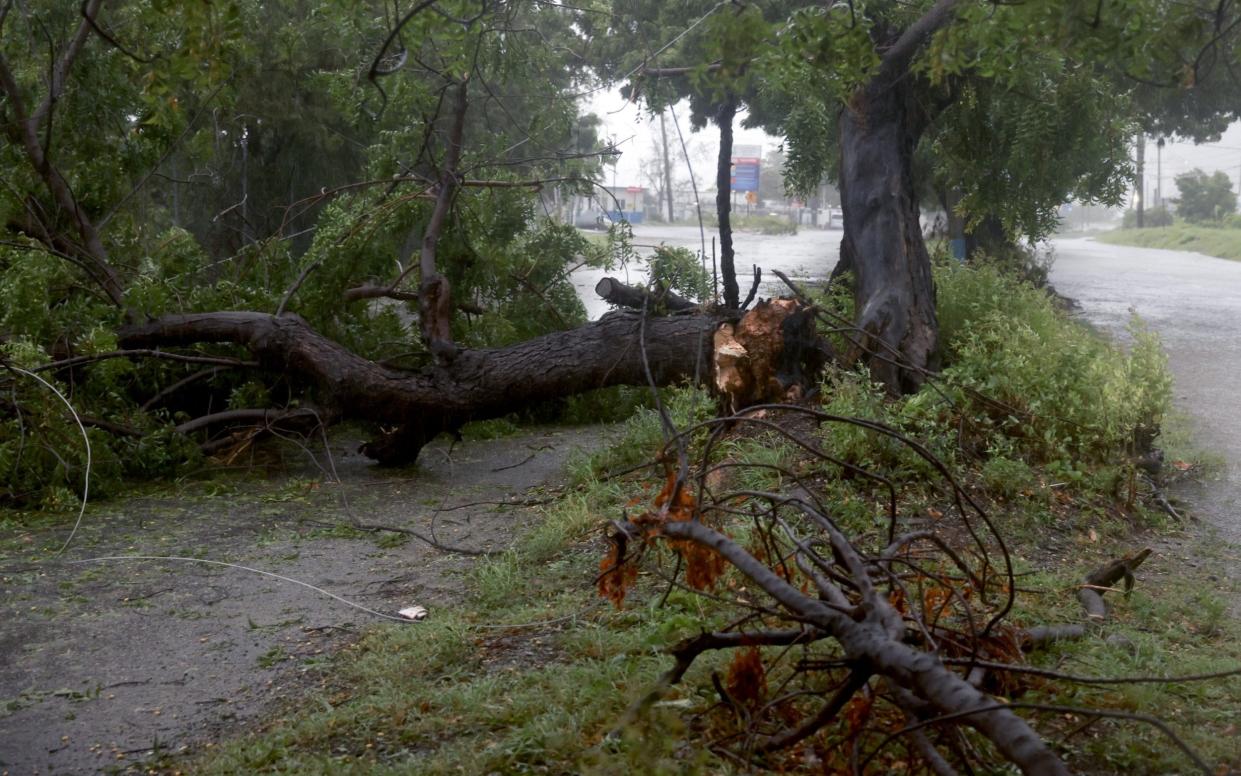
[714,298,803,411]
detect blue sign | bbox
[731,161,760,192]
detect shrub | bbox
[1175,168,1237,223]
[1121,205,1174,228]
[647,245,710,302]
[981,455,1036,499]
[733,214,797,235]
[930,261,1171,465]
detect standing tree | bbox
[1174,168,1238,222]
[587,1,797,309]
[753,0,1241,391]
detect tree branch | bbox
[413,77,470,362]
[880,0,961,74]
[32,0,103,125]
[595,277,698,312]
[0,37,126,308]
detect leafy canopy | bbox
[1174,168,1239,222]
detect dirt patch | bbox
[0,425,608,775]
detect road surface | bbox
[1052,238,1240,540]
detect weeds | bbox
[1099,222,1241,263]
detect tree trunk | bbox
[838,72,939,393]
[1134,131,1145,228]
[715,97,739,309]
[419,79,469,363]
[595,277,696,312]
[118,309,725,465]
[965,213,1008,260]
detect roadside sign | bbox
[731,145,761,192]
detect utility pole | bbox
[1156,136,1164,210]
[658,111,675,223]
[1135,132,1145,228]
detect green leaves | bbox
[1174,169,1238,223]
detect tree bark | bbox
[118,309,725,464]
[838,71,939,394]
[418,79,469,362]
[715,97,739,309]
[832,0,960,393]
[595,277,696,312]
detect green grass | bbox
[1098,222,1241,262]
[1006,532,1241,774]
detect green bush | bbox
[734,214,797,235]
[980,455,1036,499]
[1121,206,1174,228]
[817,260,1172,493]
[647,245,710,302]
[930,261,1171,465]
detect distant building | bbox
[572,185,656,228]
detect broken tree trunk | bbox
[594,277,697,312]
[117,280,827,465]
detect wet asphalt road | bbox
[1051,237,1241,540]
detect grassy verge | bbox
[190,261,1241,774]
[1098,223,1241,262]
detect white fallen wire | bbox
[10,366,91,556]
[68,555,416,622]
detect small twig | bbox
[491,452,536,472]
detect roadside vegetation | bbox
[1099,219,1241,263]
[1100,167,1241,262]
[699,212,799,236]
[188,254,1241,775]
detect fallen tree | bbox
[112,282,822,465]
[117,304,722,465]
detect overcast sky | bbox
[1147,123,1241,205]
[587,88,1241,206]
[586,89,774,190]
